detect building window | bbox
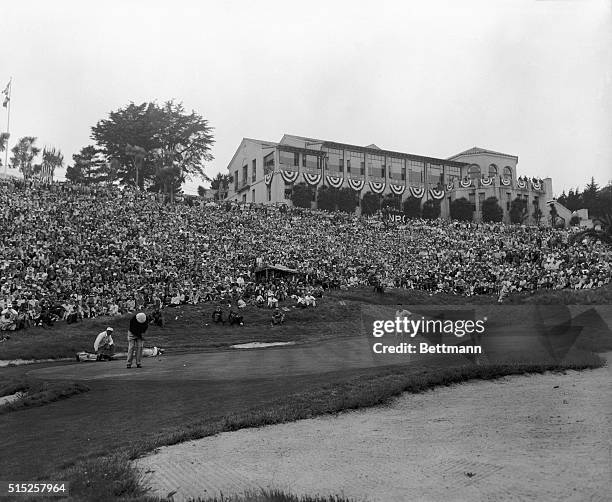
[267,185,271,202]
[324,147,344,174]
[347,151,364,176]
[284,188,292,199]
[294,152,299,167]
[252,159,257,182]
[488,164,498,177]
[251,189,255,202]
[388,158,403,180]
[468,164,481,180]
[242,165,248,183]
[503,166,512,179]
[428,163,443,185]
[242,194,247,203]
[407,159,424,184]
[445,164,461,183]
[303,154,319,171]
[367,153,384,178]
[264,152,275,173]
[234,170,238,191]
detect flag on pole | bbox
[2,80,11,108]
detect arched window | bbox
[503,166,512,179]
[468,164,481,180]
[488,164,498,177]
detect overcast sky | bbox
[1,0,610,196]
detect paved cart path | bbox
[137,354,612,502]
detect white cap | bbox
[136,313,147,323]
[106,327,114,331]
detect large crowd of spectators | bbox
[1,178,610,331]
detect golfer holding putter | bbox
[127,312,149,368]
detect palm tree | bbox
[41,147,64,182]
[10,136,40,179]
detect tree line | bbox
[1,100,215,201]
[66,101,214,200]
[0,134,65,180]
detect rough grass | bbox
[0,379,89,415]
[58,350,604,501]
[0,298,358,361]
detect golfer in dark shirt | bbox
[126,312,149,368]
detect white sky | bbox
[1,0,610,196]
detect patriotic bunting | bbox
[280,170,299,184]
[326,175,344,189]
[389,184,406,196]
[480,176,493,187]
[500,177,511,186]
[531,179,542,191]
[517,179,527,189]
[264,172,274,185]
[369,181,385,194]
[302,172,322,186]
[347,178,365,191]
[429,188,445,200]
[446,182,454,191]
[460,178,472,188]
[409,186,425,199]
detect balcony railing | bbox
[236,180,250,193]
[278,163,298,172]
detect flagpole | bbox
[4,77,11,176]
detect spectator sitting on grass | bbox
[0,304,18,331]
[304,293,316,307]
[212,305,224,324]
[271,308,285,326]
[228,308,244,326]
[237,298,246,309]
[268,294,278,309]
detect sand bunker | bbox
[0,358,73,368]
[230,342,295,349]
[0,392,26,407]
[137,354,611,501]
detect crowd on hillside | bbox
[1,179,610,330]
